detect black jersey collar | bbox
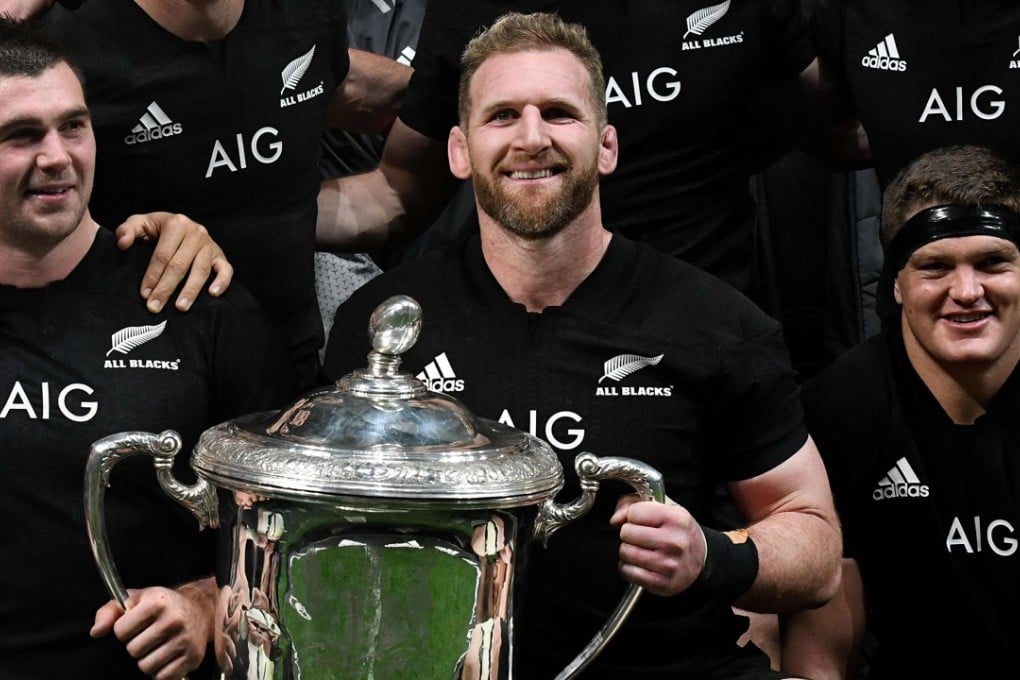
[464,232,639,318]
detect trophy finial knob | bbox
[368,295,422,357]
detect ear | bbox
[598,124,619,176]
[448,126,472,180]
[893,277,903,305]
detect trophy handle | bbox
[533,453,665,680]
[84,429,219,608]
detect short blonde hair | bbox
[458,11,606,128]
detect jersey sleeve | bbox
[204,287,299,419]
[397,0,492,140]
[804,0,847,77]
[762,0,818,81]
[711,323,810,481]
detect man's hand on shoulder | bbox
[116,211,233,313]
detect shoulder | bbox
[240,0,347,29]
[802,333,897,438]
[804,334,889,399]
[98,234,267,319]
[621,238,784,346]
[42,1,142,58]
[330,246,459,331]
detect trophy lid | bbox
[191,295,564,508]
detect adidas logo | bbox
[872,457,930,501]
[124,102,183,145]
[416,352,464,393]
[861,34,907,72]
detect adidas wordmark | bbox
[416,352,464,393]
[873,457,930,500]
[125,101,183,145]
[861,34,907,72]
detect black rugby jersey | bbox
[401,0,814,295]
[811,0,1020,185]
[323,233,808,678]
[803,327,1020,677]
[0,229,293,678]
[43,0,351,392]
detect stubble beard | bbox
[7,186,89,256]
[473,150,600,242]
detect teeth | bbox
[510,169,552,179]
[947,314,986,323]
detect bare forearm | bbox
[315,120,461,249]
[317,169,406,249]
[729,443,842,613]
[736,510,841,612]
[328,49,412,133]
[780,559,866,679]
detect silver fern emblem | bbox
[684,0,731,39]
[106,320,167,357]
[280,45,316,95]
[599,354,664,383]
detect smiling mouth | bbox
[508,168,555,180]
[28,186,72,197]
[945,312,991,323]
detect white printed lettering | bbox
[497,409,585,450]
[946,515,1018,556]
[206,127,283,177]
[920,86,1005,122]
[1,381,97,422]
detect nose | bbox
[513,105,551,152]
[36,130,72,172]
[948,266,984,304]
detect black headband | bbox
[876,203,1020,319]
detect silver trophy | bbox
[85,295,663,679]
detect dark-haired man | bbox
[0,18,293,679]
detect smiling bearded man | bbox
[324,11,841,680]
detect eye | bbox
[490,109,518,122]
[979,255,1014,271]
[543,107,575,121]
[61,117,90,134]
[1,127,41,144]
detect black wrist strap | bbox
[687,526,759,602]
